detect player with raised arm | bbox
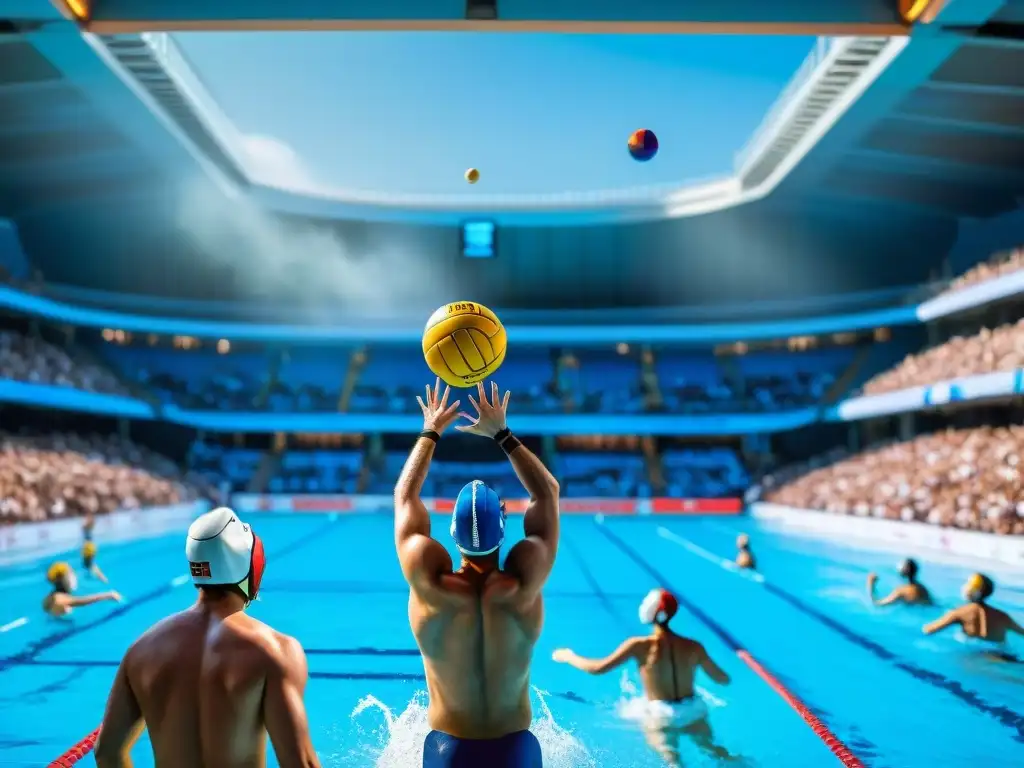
[394,379,560,768]
[94,507,320,768]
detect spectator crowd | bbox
[863,318,1024,396]
[0,331,129,396]
[764,425,1024,536]
[0,432,195,525]
[942,245,1024,295]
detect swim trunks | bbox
[423,729,542,768]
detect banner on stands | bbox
[231,494,743,516]
[0,501,208,563]
[751,503,1024,566]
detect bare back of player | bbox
[95,509,319,768]
[395,381,559,767]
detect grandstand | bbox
[1,5,1024,766]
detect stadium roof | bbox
[0,0,1021,308]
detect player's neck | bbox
[460,553,499,575]
[196,590,246,617]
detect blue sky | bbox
[175,32,815,197]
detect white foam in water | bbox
[613,670,726,726]
[345,687,596,768]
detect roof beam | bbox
[55,0,911,35]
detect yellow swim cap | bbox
[47,561,70,584]
[962,573,993,603]
[82,541,97,558]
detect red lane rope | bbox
[738,651,865,768]
[48,726,100,767]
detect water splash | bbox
[347,687,595,768]
[613,669,727,726]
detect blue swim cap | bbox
[450,480,505,556]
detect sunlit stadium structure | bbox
[1,4,1024,767]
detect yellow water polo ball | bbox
[423,301,507,388]
[465,168,480,184]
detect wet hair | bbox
[898,558,918,582]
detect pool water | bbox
[1,512,1022,767]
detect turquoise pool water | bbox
[1,512,1022,767]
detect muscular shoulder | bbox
[240,620,306,672]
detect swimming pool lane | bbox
[634,516,1024,768]
[4,512,1018,766]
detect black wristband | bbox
[493,428,512,443]
[499,434,521,455]
[419,430,440,443]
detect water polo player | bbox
[867,558,933,607]
[95,507,321,768]
[394,380,560,768]
[42,561,121,618]
[81,540,109,583]
[553,588,734,766]
[922,573,1024,656]
[735,534,756,570]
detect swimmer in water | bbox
[94,507,320,768]
[395,380,559,768]
[922,573,1024,659]
[81,541,109,584]
[553,588,734,766]
[735,534,755,570]
[867,558,933,607]
[42,562,121,618]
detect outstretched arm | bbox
[923,609,961,635]
[867,573,903,606]
[68,590,121,607]
[458,383,560,597]
[95,657,144,768]
[698,646,731,685]
[553,638,643,675]
[394,381,460,591]
[264,635,321,768]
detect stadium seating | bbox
[0,432,195,524]
[1,330,128,396]
[863,318,1024,396]
[763,425,1024,536]
[940,245,1023,296]
[556,451,648,498]
[661,447,748,498]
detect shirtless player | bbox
[923,573,1024,660]
[553,588,734,766]
[42,561,121,618]
[394,380,560,768]
[867,558,933,607]
[94,507,320,768]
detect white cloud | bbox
[237,134,319,193]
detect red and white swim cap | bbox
[186,507,266,602]
[639,588,678,625]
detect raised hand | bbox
[552,648,574,664]
[456,381,510,438]
[416,378,462,435]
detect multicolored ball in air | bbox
[627,129,658,162]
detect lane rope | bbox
[596,520,866,767]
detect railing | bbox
[40,282,921,325]
[733,37,840,172]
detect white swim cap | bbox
[639,588,679,625]
[185,507,265,600]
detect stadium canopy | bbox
[54,0,942,35]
